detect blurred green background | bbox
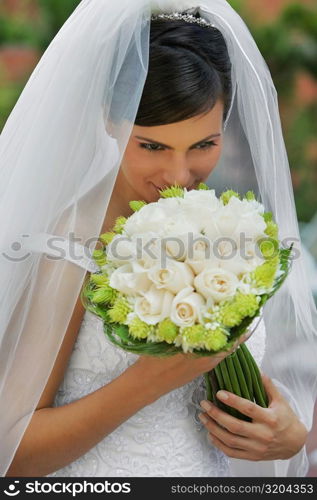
[0,0,316,294]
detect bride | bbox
[1,0,317,478]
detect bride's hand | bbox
[199,374,308,461]
[133,331,252,398]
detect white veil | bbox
[0,0,316,477]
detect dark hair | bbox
[135,17,232,126]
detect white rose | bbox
[183,188,220,211]
[148,260,194,294]
[161,213,198,238]
[124,204,168,237]
[170,286,205,327]
[235,213,267,240]
[156,197,183,212]
[194,241,263,278]
[226,197,267,239]
[186,256,219,275]
[106,235,136,264]
[209,238,245,275]
[186,233,213,260]
[194,267,239,302]
[184,234,215,274]
[188,257,249,279]
[164,233,188,261]
[109,263,152,296]
[130,232,162,263]
[164,232,211,262]
[131,257,157,273]
[207,206,241,238]
[201,214,221,241]
[239,242,265,272]
[187,252,251,277]
[240,198,265,215]
[182,190,222,234]
[216,255,254,276]
[135,285,174,325]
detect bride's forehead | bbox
[132,101,224,143]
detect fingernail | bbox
[200,400,212,412]
[198,413,208,424]
[217,390,229,401]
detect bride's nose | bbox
[161,153,192,187]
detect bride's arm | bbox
[6,291,245,477]
[5,290,159,477]
[6,346,159,476]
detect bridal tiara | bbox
[151,12,216,29]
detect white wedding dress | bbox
[46,282,266,477]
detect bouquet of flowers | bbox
[81,184,292,421]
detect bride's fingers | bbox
[208,391,276,427]
[207,433,259,460]
[200,415,265,455]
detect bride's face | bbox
[118,99,224,203]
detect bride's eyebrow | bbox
[134,133,221,149]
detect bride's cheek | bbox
[199,154,221,178]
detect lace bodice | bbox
[46,309,266,477]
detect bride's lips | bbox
[150,182,197,192]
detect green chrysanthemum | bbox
[113,216,127,234]
[262,211,273,223]
[99,232,116,246]
[245,190,256,201]
[197,182,210,190]
[182,324,207,348]
[108,296,132,323]
[156,318,179,344]
[204,328,228,351]
[92,249,107,267]
[252,255,280,290]
[129,200,147,212]
[128,316,152,339]
[220,189,240,205]
[258,238,279,259]
[219,293,259,327]
[90,273,109,286]
[265,220,278,239]
[159,184,184,198]
[219,307,242,328]
[91,285,118,305]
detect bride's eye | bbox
[139,143,165,152]
[194,141,217,151]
